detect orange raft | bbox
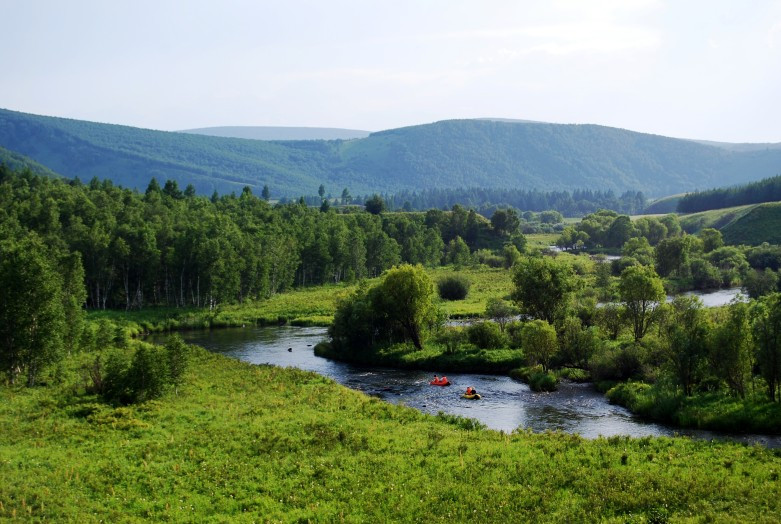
[429,377,451,386]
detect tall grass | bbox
[2,344,781,521]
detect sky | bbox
[2,0,780,142]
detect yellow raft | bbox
[461,393,481,400]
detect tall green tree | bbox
[511,257,576,323]
[752,293,781,402]
[710,301,753,398]
[371,265,438,350]
[661,295,709,396]
[619,265,665,341]
[521,320,558,372]
[0,235,65,386]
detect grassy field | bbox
[88,265,520,330]
[2,342,781,522]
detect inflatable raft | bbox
[461,393,481,400]
[430,377,451,386]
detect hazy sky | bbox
[2,0,780,142]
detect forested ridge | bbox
[373,186,646,216]
[0,165,510,311]
[678,173,781,213]
[3,107,781,198]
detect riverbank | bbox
[2,342,781,521]
[315,341,524,374]
[606,381,781,435]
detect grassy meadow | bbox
[2,342,781,522]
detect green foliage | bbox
[364,194,385,214]
[697,228,724,252]
[6,346,781,521]
[466,321,507,349]
[745,268,780,299]
[437,274,471,300]
[619,265,665,341]
[590,344,644,383]
[659,296,709,396]
[521,319,558,372]
[484,298,516,330]
[444,235,471,267]
[752,293,781,402]
[330,265,438,351]
[433,326,467,355]
[0,234,65,386]
[679,174,781,213]
[528,370,559,392]
[511,256,577,323]
[606,381,781,434]
[709,302,753,398]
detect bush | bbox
[528,371,559,392]
[589,342,644,382]
[437,275,471,300]
[434,326,467,354]
[467,321,507,349]
[125,345,169,403]
[505,320,524,349]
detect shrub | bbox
[125,345,169,403]
[434,326,467,354]
[589,342,644,382]
[528,371,558,392]
[505,320,524,349]
[467,321,507,349]
[437,275,471,300]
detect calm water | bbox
[150,325,781,447]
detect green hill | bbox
[2,108,781,197]
[679,202,781,245]
[643,193,686,214]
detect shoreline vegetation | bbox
[2,341,781,521]
[84,261,781,437]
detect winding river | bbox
[150,319,781,447]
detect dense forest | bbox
[3,108,781,197]
[0,165,515,311]
[678,174,781,213]
[356,187,647,217]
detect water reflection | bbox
[149,325,780,446]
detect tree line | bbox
[677,174,781,213]
[0,165,518,313]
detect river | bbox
[150,325,781,447]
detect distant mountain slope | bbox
[1,108,781,197]
[688,139,781,152]
[180,126,371,141]
[0,146,59,177]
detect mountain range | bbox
[1,107,779,198]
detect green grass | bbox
[3,344,781,521]
[429,266,515,318]
[317,341,524,374]
[721,203,781,245]
[678,203,756,234]
[89,266,518,330]
[606,381,781,434]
